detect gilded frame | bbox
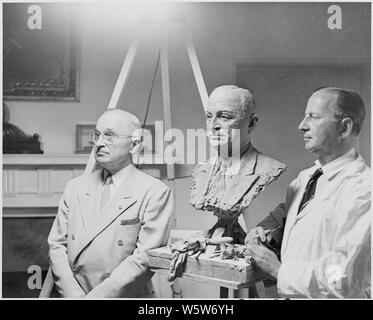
[3,3,79,101]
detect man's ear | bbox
[130,137,144,154]
[340,117,354,138]
[248,114,258,133]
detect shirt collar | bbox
[314,148,357,181]
[103,163,132,188]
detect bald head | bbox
[97,109,142,138]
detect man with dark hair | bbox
[245,87,370,298]
[313,87,366,135]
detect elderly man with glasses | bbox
[48,109,174,298]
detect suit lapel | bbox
[73,165,138,262]
[77,170,103,231]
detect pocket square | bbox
[120,217,140,225]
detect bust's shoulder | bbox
[254,149,287,176]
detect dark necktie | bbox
[298,168,323,214]
[101,174,113,210]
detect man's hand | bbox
[246,244,281,279]
[245,227,271,245]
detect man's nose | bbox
[298,117,308,131]
[213,121,221,130]
[95,133,106,146]
[207,117,221,131]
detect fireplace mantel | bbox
[3,154,163,214]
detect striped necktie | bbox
[298,168,323,214]
[101,174,113,210]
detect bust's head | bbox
[205,85,258,157]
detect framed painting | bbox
[3,3,79,101]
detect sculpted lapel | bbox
[190,159,216,209]
[222,150,258,209]
[190,146,286,212]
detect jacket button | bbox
[118,240,124,246]
[73,266,79,275]
[118,206,123,210]
[104,272,111,278]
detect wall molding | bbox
[3,154,88,210]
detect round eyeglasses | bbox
[92,130,132,144]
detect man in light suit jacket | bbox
[48,109,173,298]
[245,87,371,298]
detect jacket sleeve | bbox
[277,184,371,298]
[47,180,86,298]
[257,177,300,246]
[86,185,174,298]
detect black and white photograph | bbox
[1,0,371,303]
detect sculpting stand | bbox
[149,230,266,298]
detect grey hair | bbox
[313,87,366,135]
[102,109,144,150]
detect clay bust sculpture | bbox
[190,85,286,244]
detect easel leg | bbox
[39,267,54,298]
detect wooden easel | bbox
[39,5,208,298]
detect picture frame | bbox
[75,124,95,154]
[3,3,79,101]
